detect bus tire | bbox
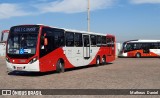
[56,59,65,73]
[96,56,100,65]
[136,53,141,58]
[102,55,106,65]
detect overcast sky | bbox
[0,0,160,42]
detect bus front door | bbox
[83,35,90,59]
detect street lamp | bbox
[87,0,90,32]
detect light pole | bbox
[87,0,90,32]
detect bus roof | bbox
[11,24,114,37]
[125,39,160,43]
[64,28,107,36]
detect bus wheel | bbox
[96,56,100,65]
[102,55,106,65]
[56,59,65,73]
[136,53,141,58]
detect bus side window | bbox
[66,32,74,47]
[136,43,142,50]
[134,44,137,49]
[142,43,150,53]
[90,35,96,47]
[53,29,65,47]
[97,35,101,47]
[111,37,114,47]
[152,43,160,49]
[40,27,56,57]
[74,33,82,47]
[158,43,160,49]
[125,43,133,51]
[107,37,112,47]
[102,36,107,46]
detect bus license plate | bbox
[17,67,22,70]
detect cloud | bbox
[0,0,116,19]
[130,0,160,4]
[35,0,115,13]
[0,3,31,19]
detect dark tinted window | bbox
[66,32,74,46]
[133,43,142,50]
[54,29,65,47]
[74,33,82,47]
[107,37,114,47]
[97,35,101,46]
[142,43,150,49]
[90,35,96,46]
[102,36,107,45]
[83,35,90,47]
[124,43,134,52]
[124,42,160,52]
[40,27,64,57]
[150,43,160,49]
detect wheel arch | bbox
[135,52,141,58]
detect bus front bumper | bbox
[6,60,40,72]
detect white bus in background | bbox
[119,39,160,58]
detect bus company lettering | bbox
[12,90,42,95]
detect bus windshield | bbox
[7,26,39,57]
[123,43,140,52]
[124,43,133,52]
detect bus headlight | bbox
[29,57,37,64]
[6,57,10,63]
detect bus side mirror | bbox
[44,38,48,46]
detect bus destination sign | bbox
[13,27,37,32]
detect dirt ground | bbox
[0,58,160,98]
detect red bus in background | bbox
[6,24,116,73]
[120,40,160,58]
[1,30,9,42]
[0,30,9,56]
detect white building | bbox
[0,42,6,56]
[116,43,123,57]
